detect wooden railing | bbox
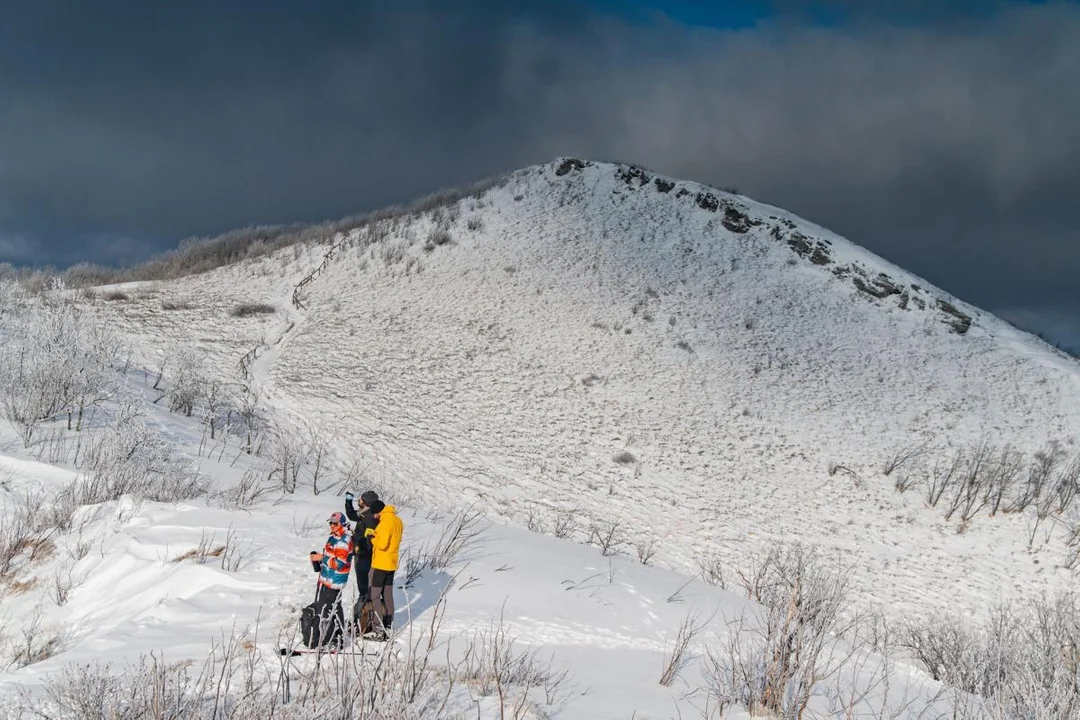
[239,231,355,379]
[291,231,353,309]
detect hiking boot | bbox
[362,629,387,642]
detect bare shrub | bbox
[220,526,254,572]
[883,441,928,477]
[612,450,637,465]
[1052,452,1080,513]
[824,614,948,720]
[18,577,565,719]
[0,498,36,579]
[1008,444,1057,514]
[170,528,225,564]
[306,426,332,495]
[944,440,995,522]
[211,469,274,510]
[893,473,920,493]
[50,565,86,606]
[926,450,962,508]
[289,513,320,539]
[428,504,487,569]
[460,606,571,719]
[899,592,1080,718]
[264,422,312,494]
[666,578,693,604]
[235,384,264,455]
[717,543,850,717]
[229,302,275,318]
[400,547,429,589]
[62,261,117,288]
[200,378,230,442]
[697,554,729,588]
[1024,448,1065,546]
[160,300,195,311]
[101,290,129,301]
[659,612,706,687]
[466,217,483,232]
[10,606,65,669]
[634,537,657,565]
[703,615,762,716]
[524,509,545,534]
[60,403,207,505]
[986,446,1024,516]
[587,519,625,556]
[13,267,57,295]
[551,513,574,540]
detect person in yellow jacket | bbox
[363,500,403,640]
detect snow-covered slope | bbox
[0,370,948,719]
[84,158,1080,622]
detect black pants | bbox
[353,554,372,600]
[316,584,341,606]
[314,584,344,643]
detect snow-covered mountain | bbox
[83,157,1080,623]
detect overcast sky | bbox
[1,0,1077,349]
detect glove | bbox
[364,528,376,538]
[345,491,354,502]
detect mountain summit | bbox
[95,158,1080,620]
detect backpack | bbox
[353,600,373,635]
[301,600,343,649]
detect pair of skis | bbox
[278,639,396,658]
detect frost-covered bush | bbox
[17,597,567,720]
[166,345,205,417]
[0,497,37,580]
[0,279,19,317]
[0,300,123,445]
[902,592,1080,719]
[706,543,849,718]
[57,174,510,289]
[60,403,205,506]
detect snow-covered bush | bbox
[901,592,1080,718]
[0,303,79,444]
[59,402,206,506]
[0,497,37,580]
[458,609,571,718]
[166,345,204,417]
[707,543,849,718]
[0,278,19,317]
[13,267,56,295]
[0,300,123,445]
[264,422,312,494]
[201,377,230,442]
[18,592,566,720]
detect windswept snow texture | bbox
[88,159,1080,622]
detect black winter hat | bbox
[360,490,379,506]
[369,500,386,514]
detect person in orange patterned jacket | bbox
[308,511,354,629]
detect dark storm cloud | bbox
[0,1,1077,345]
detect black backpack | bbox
[300,600,344,648]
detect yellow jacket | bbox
[369,505,403,571]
